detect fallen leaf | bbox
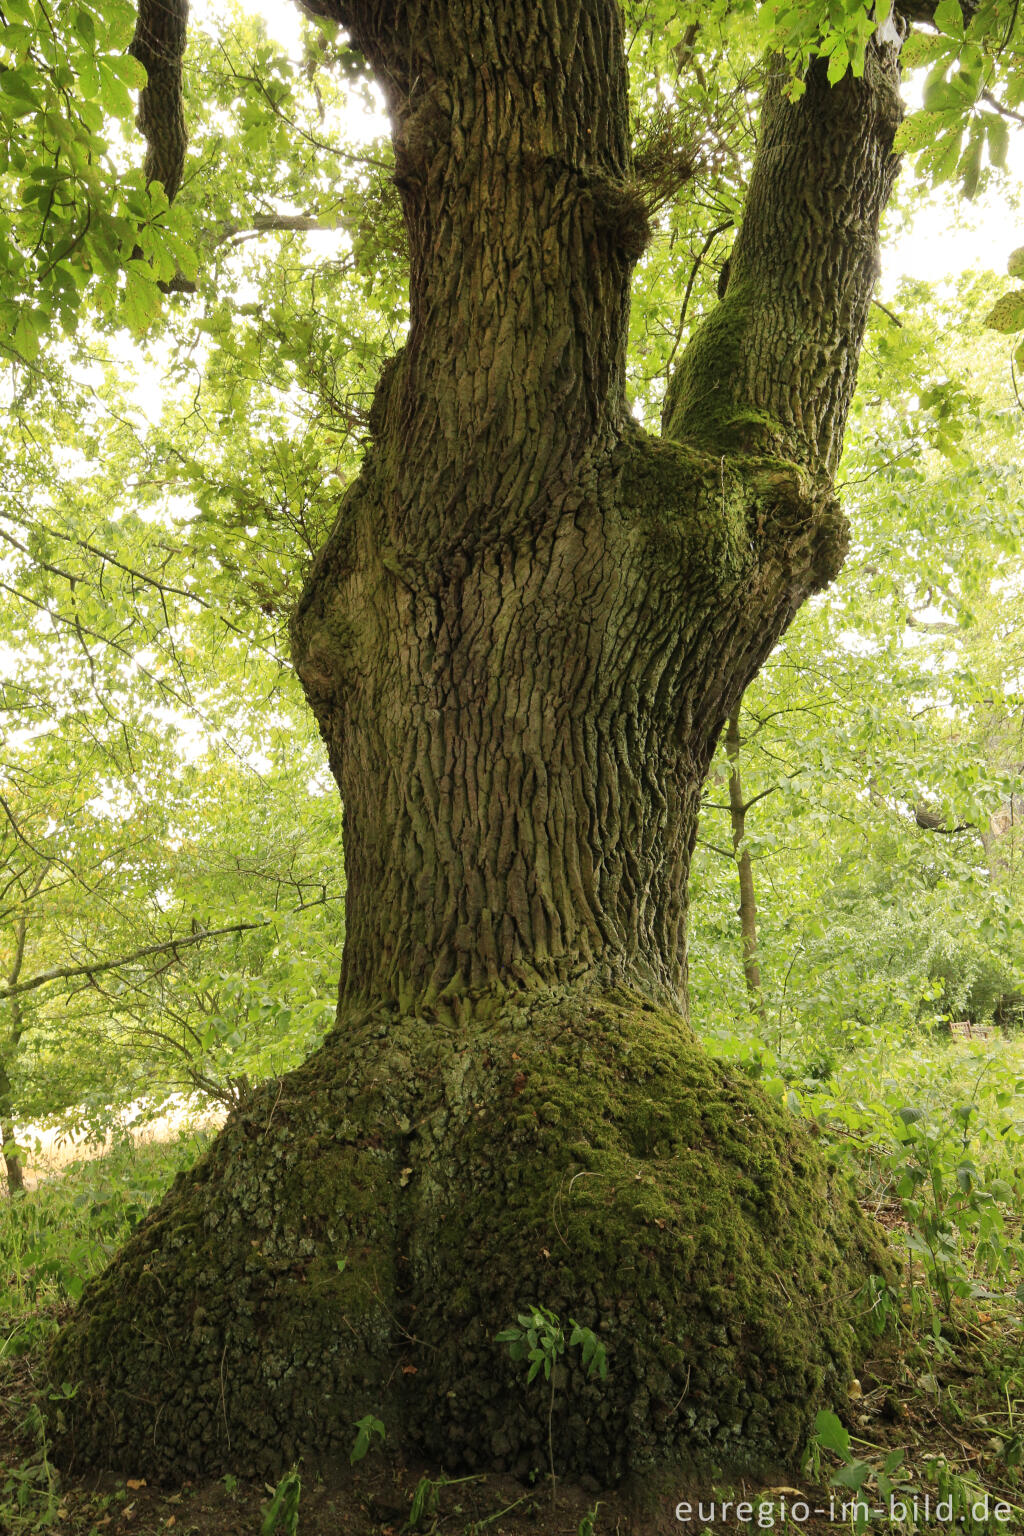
[126,1480,146,1491]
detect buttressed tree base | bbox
[51,0,904,1483]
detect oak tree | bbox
[45,0,1019,1489]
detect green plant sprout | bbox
[350,1412,386,1465]
[406,1471,481,1531]
[260,1466,301,1536]
[496,1306,607,1505]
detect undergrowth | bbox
[3,1033,1024,1533]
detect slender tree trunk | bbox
[725,708,766,1018]
[52,0,903,1486]
[0,1086,26,1196]
[1,919,28,1195]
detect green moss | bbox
[662,282,786,456]
[401,993,889,1480]
[48,991,892,1486]
[616,428,753,590]
[48,1048,402,1479]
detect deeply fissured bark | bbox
[50,0,903,1485]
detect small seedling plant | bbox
[496,1305,607,1505]
[261,1467,301,1536]
[804,1406,1024,1536]
[350,1412,386,1464]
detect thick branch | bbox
[664,36,903,478]
[907,612,958,632]
[215,212,345,247]
[130,0,189,201]
[914,805,975,833]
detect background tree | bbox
[691,274,1024,1054]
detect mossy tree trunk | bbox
[50,0,903,1486]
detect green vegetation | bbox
[2,0,1024,1529]
[497,1306,608,1504]
[7,1028,1024,1531]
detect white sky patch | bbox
[837,629,883,656]
[226,0,390,139]
[232,0,303,48]
[239,0,1020,290]
[881,180,1020,295]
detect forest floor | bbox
[2,1307,1022,1536]
[3,1048,1024,1536]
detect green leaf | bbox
[0,67,42,116]
[122,266,162,335]
[813,1409,851,1459]
[894,112,953,155]
[986,112,1009,171]
[1007,246,1024,278]
[900,32,952,68]
[103,53,148,91]
[934,0,965,36]
[349,1414,385,1464]
[984,291,1024,334]
[833,1459,870,1491]
[958,128,983,199]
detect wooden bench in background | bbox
[949,1019,995,1042]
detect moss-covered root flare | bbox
[402,995,890,1480]
[48,1038,405,1480]
[48,993,892,1484]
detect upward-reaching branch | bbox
[130,0,190,201]
[664,34,903,480]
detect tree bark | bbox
[130,0,189,200]
[725,709,766,1016]
[51,0,902,1486]
[1,918,28,1195]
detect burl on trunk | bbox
[50,0,902,1486]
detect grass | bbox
[2,1032,1024,1533]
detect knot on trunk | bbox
[585,175,652,262]
[393,85,451,188]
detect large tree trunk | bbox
[50,0,902,1487]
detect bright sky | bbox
[236,0,1021,298]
